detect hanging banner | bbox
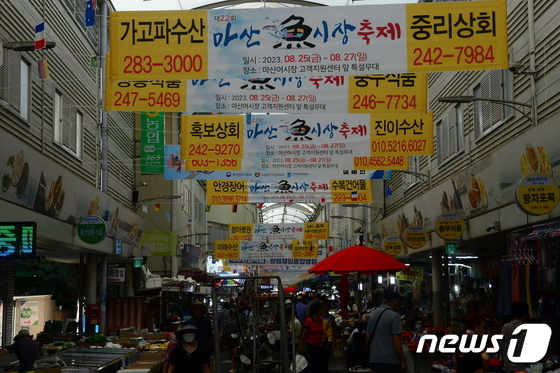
[213,240,318,260]
[163,145,391,180]
[105,74,427,114]
[139,231,178,256]
[180,113,431,169]
[228,223,329,241]
[109,1,507,80]
[229,258,319,266]
[207,179,372,205]
[140,112,165,174]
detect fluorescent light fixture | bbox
[377,275,383,284]
[389,276,395,285]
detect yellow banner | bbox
[228,224,253,241]
[330,180,372,204]
[292,240,319,259]
[353,155,410,170]
[214,241,241,260]
[348,74,427,114]
[370,112,433,156]
[207,181,249,205]
[181,115,244,160]
[406,0,508,72]
[105,79,187,112]
[304,222,329,240]
[185,159,242,171]
[109,10,208,80]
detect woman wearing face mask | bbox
[168,325,210,373]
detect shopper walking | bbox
[168,324,210,373]
[365,292,407,373]
[499,302,530,373]
[454,313,490,373]
[295,296,308,325]
[0,329,43,373]
[185,302,213,354]
[220,305,242,373]
[298,300,328,373]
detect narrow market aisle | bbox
[216,345,433,373]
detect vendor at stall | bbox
[0,329,44,373]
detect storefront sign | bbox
[515,173,560,215]
[107,267,126,282]
[382,236,403,256]
[435,211,465,240]
[140,112,165,174]
[77,215,107,245]
[105,74,427,114]
[402,224,428,249]
[109,1,507,80]
[207,179,372,205]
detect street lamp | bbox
[330,215,365,225]
[438,95,535,126]
[341,204,384,217]
[4,41,56,51]
[330,215,366,245]
[178,232,210,241]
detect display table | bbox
[57,348,139,372]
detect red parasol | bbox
[283,286,299,293]
[308,244,406,275]
[308,245,407,313]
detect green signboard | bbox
[140,112,165,174]
[77,215,107,244]
[0,222,36,259]
[445,242,458,255]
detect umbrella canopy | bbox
[308,244,407,275]
[283,286,299,293]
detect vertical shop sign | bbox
[140,112,165,174]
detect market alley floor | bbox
[216,347,434,373]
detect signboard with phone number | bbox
[109,1,507,81]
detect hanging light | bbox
[390,276,395,285]
[377,275,383,284]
